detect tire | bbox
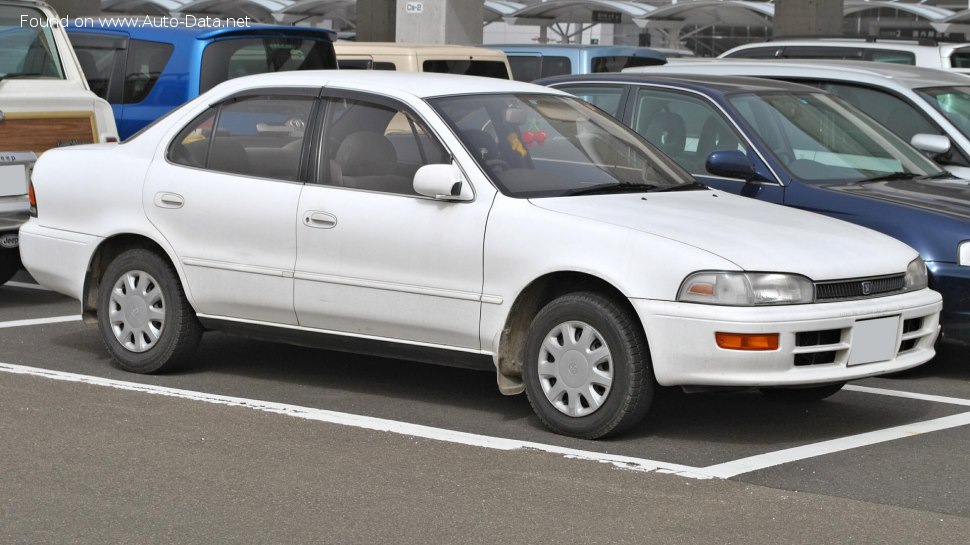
[760,382,845,402]
[97,248,202,373]
[522,292,653,439]
[0,246,21,285]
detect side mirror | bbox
[910,133,951,155]
[413,163,473,201]
[705,150,758,181]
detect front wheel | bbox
[522,292,653,439]
[760,382,845,402]
[0,246,21,285]
[97,248,202,373]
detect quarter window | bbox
[318,97,450,195]
[169,95,315,181]
[123,39,173,104]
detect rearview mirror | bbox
[910,133,951,155]
[705,150,759,181]
[413,164,473,201]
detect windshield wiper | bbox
[564,182,657,196]
[915,171,954,181]
[856,172,921,183]
[649,181,709,192]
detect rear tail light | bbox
[28,180,37,217]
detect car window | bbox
[781,46,864,60]
[337,59,396,70]
[169,95,314,181]
[541,56,571,78]
[431,93,692,198]
[318,96,450,195]
[200,37,337,93]
[590,56,663,73]
[123,39,172,104]
[631,88,747,176]
[508,55,571,81]
[729,91,942,183]
[812,82,941,144]
[66,32,124,100]
[422,60,509,79]
[0,5,64,78]
[556,84,625,117]
[951,46,970,68]
[866,50,915,65]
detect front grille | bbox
[796,329,841,347]
[902,317,923,334]
[795,351,837,366]
[794,328,843,366]
[815,274,905,302]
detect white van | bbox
[0,0,118,284]
[334,42,512,79]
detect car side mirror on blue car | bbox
[705,150,763,182]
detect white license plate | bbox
[848,315,900,366]
[0,164,27,197]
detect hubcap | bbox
[537,320,613,417]
[108,270,165,353]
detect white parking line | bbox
[701,412,970,478]
[1,361,968,480]
[4,281,49,291]
[845,384,970,407]
[0,362,711,479]
[0,315,82,329]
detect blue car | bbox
[540,73,970,344]
[65,22,337,139]
[484,44,665,82]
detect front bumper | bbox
[632,288,942,387]
[927,261,970,344]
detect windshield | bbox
[429,93,693,198]
[200,37,336,93]
[728,91,944,183]
[917,86,970,140]
[0,6,64,79]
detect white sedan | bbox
[20,71,942,438]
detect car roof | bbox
[724,39,965,52]
[64,21,336,42]
[486,44,666,58]
[536,72,817,95]
[333,42,508,59]
[631,59,970,90]
[209,70,562,99]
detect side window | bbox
[590,56,662,73]
[780,46,863,60]
[123,39,172,104]
[819,82,940,144]
[540,56,571,78]
[557,84,625,117]
[631,88,747,175]
[866,49,915,65]
[169,95,315,181]
[67,32,123,101]
[319,97,449,195]
[508,56,540,81]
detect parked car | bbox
[334,42,511,79]
[483,44,665,81]
[20,72,941,438]
[721,37,970,76]
[65,21,337,139]
[540,73,969,344]
[628,59,970,179]
[0,0,118,285]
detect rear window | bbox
[422,59,509,79]
[0,5,64,78]
[200,37,337,93]
[590,55,663,72]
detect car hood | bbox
[821,178,970,222]
[529,190,917,281]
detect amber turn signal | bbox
[715,332,779,351]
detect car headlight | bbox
[678,272,814,306]
[960,242,969,267]
[904,257,928,290]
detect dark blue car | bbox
[540,73,970,344]
[65,22,337,139]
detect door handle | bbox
[154,192,184,209]
[304,211,337,229]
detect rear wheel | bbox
[523,292,653,439]
[0,246,20,285]
[760,382,845,402]
[97,249,202,373]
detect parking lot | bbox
[2,270,969,541]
